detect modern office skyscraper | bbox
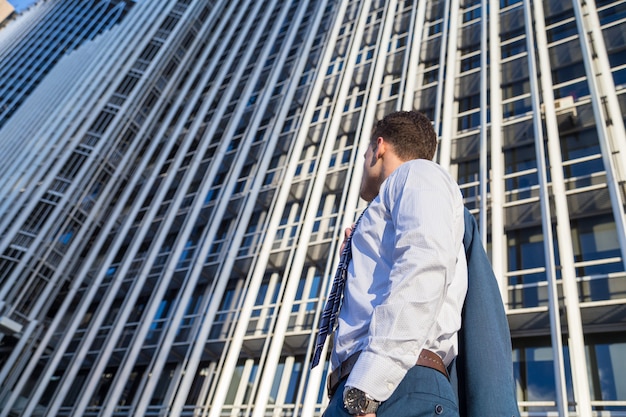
[0,0,135,128]
[0,0,624,416]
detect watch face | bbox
[344,388,365,412]
[344,387,372,414]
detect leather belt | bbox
[327,349,449,398]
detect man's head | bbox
[359,110,437,202]
[371,110,437,161]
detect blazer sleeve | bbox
[450,208,521,417]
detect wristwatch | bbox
[343,386,380,415]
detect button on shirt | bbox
[332,159,468,401]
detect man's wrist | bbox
[343,386,380,415]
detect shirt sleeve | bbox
[345,162,462,401]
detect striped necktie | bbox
[310,210,365,368]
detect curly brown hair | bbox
[371,110,437,160]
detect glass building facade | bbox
[0,0,624,416]
[0,0,135,128]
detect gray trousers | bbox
[322,365,459,417]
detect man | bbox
[323,110,467,417]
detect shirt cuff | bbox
[345,350,409,401]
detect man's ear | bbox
[374,136,386,158]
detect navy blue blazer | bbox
[448,209,521,417]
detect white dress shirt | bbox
[332,159,468,401]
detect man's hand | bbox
[340,224,355,252]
